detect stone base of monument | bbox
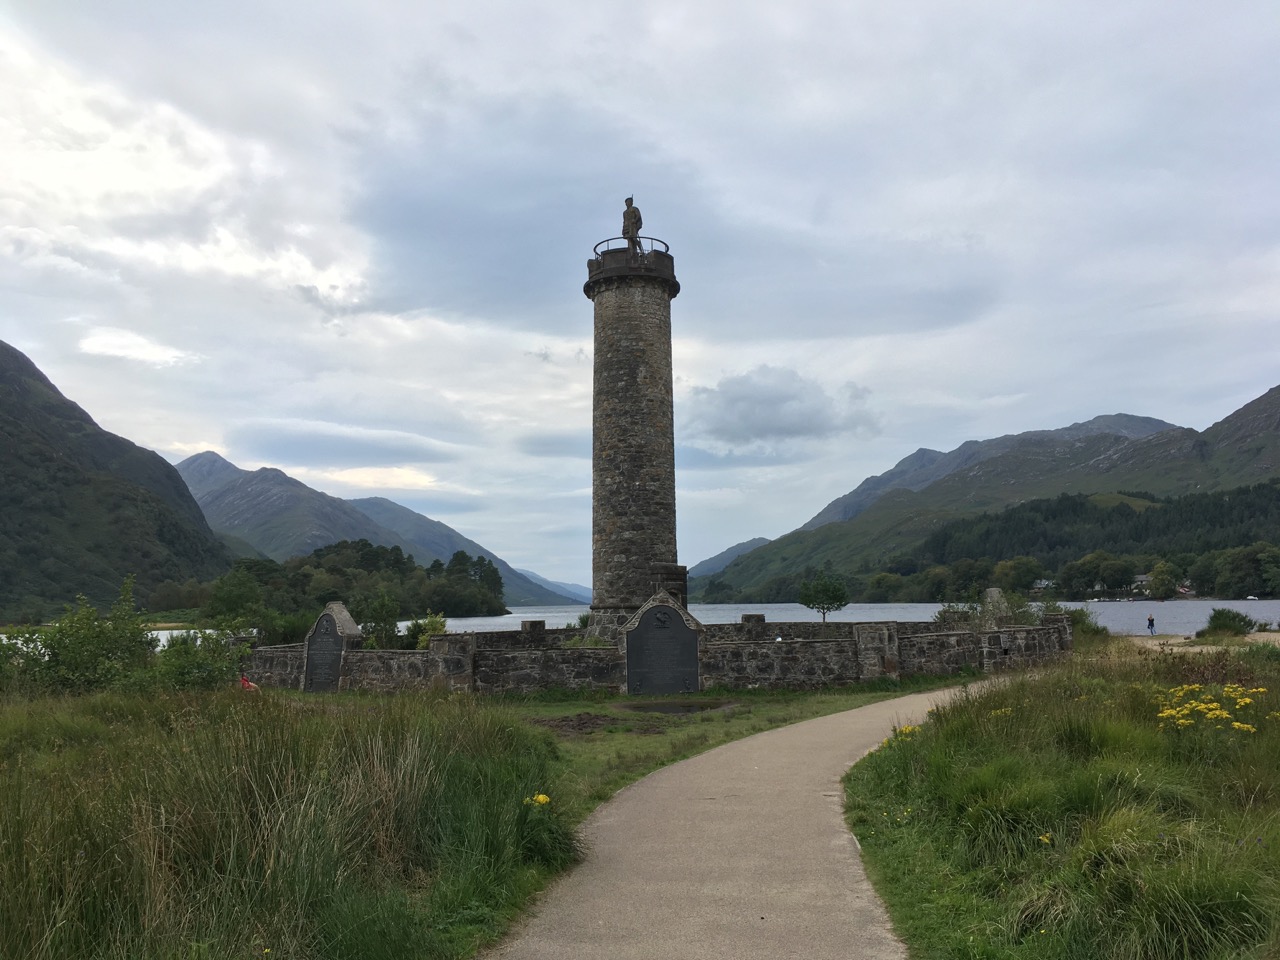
[620,591,702,696]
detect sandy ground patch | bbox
[1124,632,1280,655]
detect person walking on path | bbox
[1147,614,1156,635]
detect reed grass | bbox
[846,640,1280,959]
[0,691,575,960]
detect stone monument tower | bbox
[584,201,688,639]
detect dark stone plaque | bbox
[303,613,344,693]
[626,604,698,695]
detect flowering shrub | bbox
[1155,682,1268,733]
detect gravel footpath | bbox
[481,688,967,960]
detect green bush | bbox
[1064,605,1109,642]
[1196,607,1260,637]
[18,579,155,694]
[406,612,448,649]
[151,631,247,691]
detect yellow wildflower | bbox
[1231,722,1257,734]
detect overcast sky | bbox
[3,1,1279,588]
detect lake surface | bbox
[444,599,1280,637]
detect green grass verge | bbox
[845,640,1280,959]
[0,692,576,960]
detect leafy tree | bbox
[798,571,850,622]
[1217,542,1280,598]
[470,555,503,596]
[1187,554,1219,596]
[1147,560,1179,600]
[353,587,401,649]
[863,572,903,604]
[700,576,737,603]
[1099,558,1137,592]
[203,567,263,623]
[991,556,1045,594]
[446,550,473,581]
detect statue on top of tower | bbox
[622,196,643,255]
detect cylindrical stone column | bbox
[584,244,686,637]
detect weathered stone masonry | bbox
[245,614,1072,695]
[585,246,686,634]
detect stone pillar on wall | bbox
[584,233,687,640]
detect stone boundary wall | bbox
[245,615,1071,695]
[250,643,304,689]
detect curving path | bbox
[481,688,964,960]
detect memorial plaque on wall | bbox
[303,613,344,693]
[626,604,698,695]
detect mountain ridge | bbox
[175,452,579,606]
[801,413,1179,531]
[699,389,1280,596]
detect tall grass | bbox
[0,692,576,960]
[846,642,1280,959]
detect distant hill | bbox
[176,452,578,606]
[698,388,1280,596]
[0,341,230,620]
[687,538,772,578]
[514,568,592,604]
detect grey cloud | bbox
[674,444,806,471]
[226,420,461,467]
[682,365,880,451]
[515,431,591,460]
[347,97,714,332]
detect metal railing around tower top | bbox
[592,236,671,258]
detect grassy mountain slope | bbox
[176,452,577,606]
[801,413,1178,530]
[0,342,230,619]
[687,537,772,578]
[703,386,1280,595]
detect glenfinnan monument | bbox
[584,198,691,646]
